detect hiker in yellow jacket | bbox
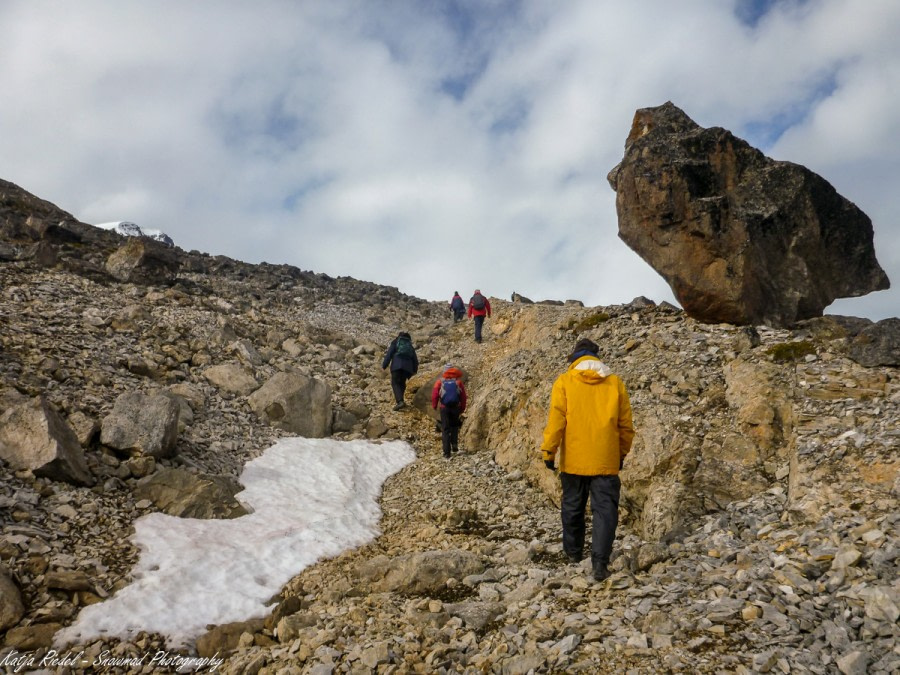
[540,338,635,581]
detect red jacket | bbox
[467,294,491,318]
[431,367,467,411]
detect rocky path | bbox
[198,322,897,675]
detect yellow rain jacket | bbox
[541,356,635,475]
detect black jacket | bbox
[381,338,418,374]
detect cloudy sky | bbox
[1,0,897,320]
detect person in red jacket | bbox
[467,289,491,343]
[431,364,467,458]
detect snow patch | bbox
[55,437,415,649]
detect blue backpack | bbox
[440,378,460,406]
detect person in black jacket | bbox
[381,332,419,410]
[450,291,466,322]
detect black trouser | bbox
[453,308,465,322]
[439,405,461,456]
[390,369,410,404]
[473,315,485,342]
[560,473,621,566]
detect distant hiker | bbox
[467,289,491,343]
[381,332,419,410]
[540,338,635,582]
[431,364,467,458]
[450,291,466,322]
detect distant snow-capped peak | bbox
[95,221,175,247]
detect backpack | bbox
[439,378,461,406]
[471,294,485,310]
[451,296,465,310]
[395,337,414,359]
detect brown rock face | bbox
[608,102,890,327]
[106,236,180,285]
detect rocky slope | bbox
[0,179,898,674]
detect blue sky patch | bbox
[282,176,334,212]
[212,93,311,157]
[734,0,810,28]
[741,70,838,149]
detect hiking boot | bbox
[451,444,459,453]
[443,453,451,460]
[565,552,584,564]
[393,402,406,411]
[592,564,610,581]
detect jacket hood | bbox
[442,367,463,379]
[568,355,612,382]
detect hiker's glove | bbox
[544,459,555,471]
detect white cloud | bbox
[0,0,896,318]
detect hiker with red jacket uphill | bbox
[467,290,491,343]
[431,364,467,459]
[381,332,418,411]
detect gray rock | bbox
[134,467,248,519]
[276,612,319,643]
[443,601,505,631]
[847,318,900,367]
[0,396,93,485]
[858,586,899,623]
[0,567,24,631]
[359,642,390,668]
[836,650,869,675]
[356,549,484,595]
[66,410,99,447]
[3,622,61,650]
[501,654,545,675]
[45,570,94,592]
[100,391,180,458]
[203,363,259,396]
[331,408,358,433]
[634,542,669,572]
[365,417,388,439]
[195,619,265,658]
[247,371,332,437]
[229,339,264,367]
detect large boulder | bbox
[106,236,180,285]
[0,396,93,485]
[100,391,180,458]
[608,102,890,327]
[247,372,332,437]
[134,468,248,519]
